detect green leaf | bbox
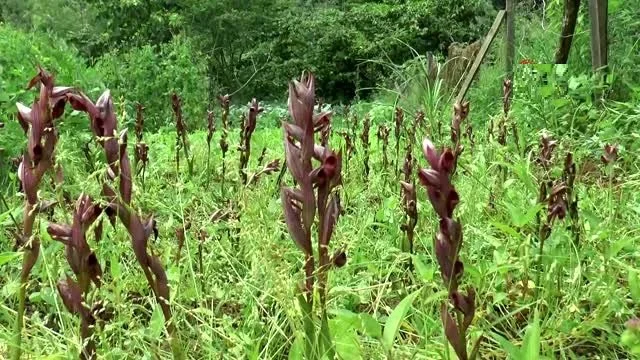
[555,64,568,77]
[491,221,521,240]
[538,85,554,98]
[568,76,582,91]
[297,294,316,359]
[359,313,381,339]
[320,312,336,359]
[382,290,419,351]
[628,270,640,303]
[149,304,165,338]
[330,316,362,360]
[522,311,541,360]
[608,237,634,259]
[110,254,121,280]
[288,333,304,360]
[411,254,434,283]
[492,333,521,359]
[0,252,22,266]
[508,203,543,228]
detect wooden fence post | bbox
[455,10,506,104]
[588,0,608,71]
[588,0,608,102]
[505,0,515,82]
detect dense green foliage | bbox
[1,0,496,104]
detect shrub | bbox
[94,36,207,131]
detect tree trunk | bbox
[555,0,581,64]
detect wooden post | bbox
[455,10,506,104]
[588,0,608,102]
[555,0,581,64]
[505,0,515,82]
[588,0,608,71]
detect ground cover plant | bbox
[2,1,640,359]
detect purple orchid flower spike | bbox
[281,72,343,321]
[418,139,458,219]
[417,137,479,360]
[13,67,76,360]
[69,88,176,347]
[48,194,103,360]
[239,98,264,184]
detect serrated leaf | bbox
[382,290,419,351]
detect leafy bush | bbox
[94,36,208,131]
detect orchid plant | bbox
[377,124,390,170]
[67,89,180,357]
[280,72,344,358]
[360,114,371,177]
[12,67,75,360]
[48,194,104,360]
[171,93,193,176]
[205,109,216,186]
[418,138,481,360]
[239,98,264,184]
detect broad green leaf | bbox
[297,294,316,359]
[320,312,336,360]
[555,64,568,77]
[411,254,434,283]
[492,333,521,359]
[288,333,304,360]
[522,311,541,360]
[359,313,381,339]
[508,203,542,228]
[149,304,165,338]
[382,290,419,351]
[491,221,521,240]
[608,237,634,259]
[330,317,362,360]
[0,252,21,266]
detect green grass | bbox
[1,93,640,358]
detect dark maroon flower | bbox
[601,143,618,164]
[239,98,264,184]
[503,79,513,115]
[451,101,469,146]
[377,124,390,169]
[72,88,175,339]
[538,133,557,170]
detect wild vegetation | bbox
[2,0,640,359]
